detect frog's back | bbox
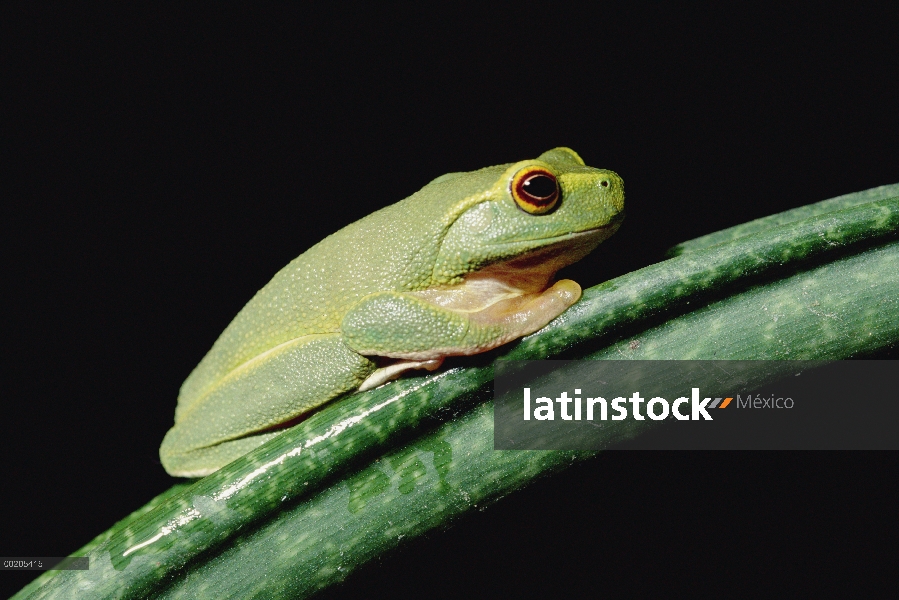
[175,164,508,415]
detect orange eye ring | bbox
[511,167,560,214]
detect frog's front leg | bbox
[341,278,581,368]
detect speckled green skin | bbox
[341,292,505,354]
[161,147,624,476]
[18,187,899,600]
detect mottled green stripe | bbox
[590,242,899,360]
[668,183,899,255]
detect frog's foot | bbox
[358,357,444,391]
[462,278,582,351]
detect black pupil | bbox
[523,175,556,199]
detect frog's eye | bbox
[511,167,560,215]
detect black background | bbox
[4,3,898,597]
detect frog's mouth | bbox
[480,222,622,290]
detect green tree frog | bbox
[160,148,624,476]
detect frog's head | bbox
[429,147,624,290]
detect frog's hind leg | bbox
[161,333,377,477]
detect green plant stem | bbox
[16,191,899,600]
[153,240,899,599]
